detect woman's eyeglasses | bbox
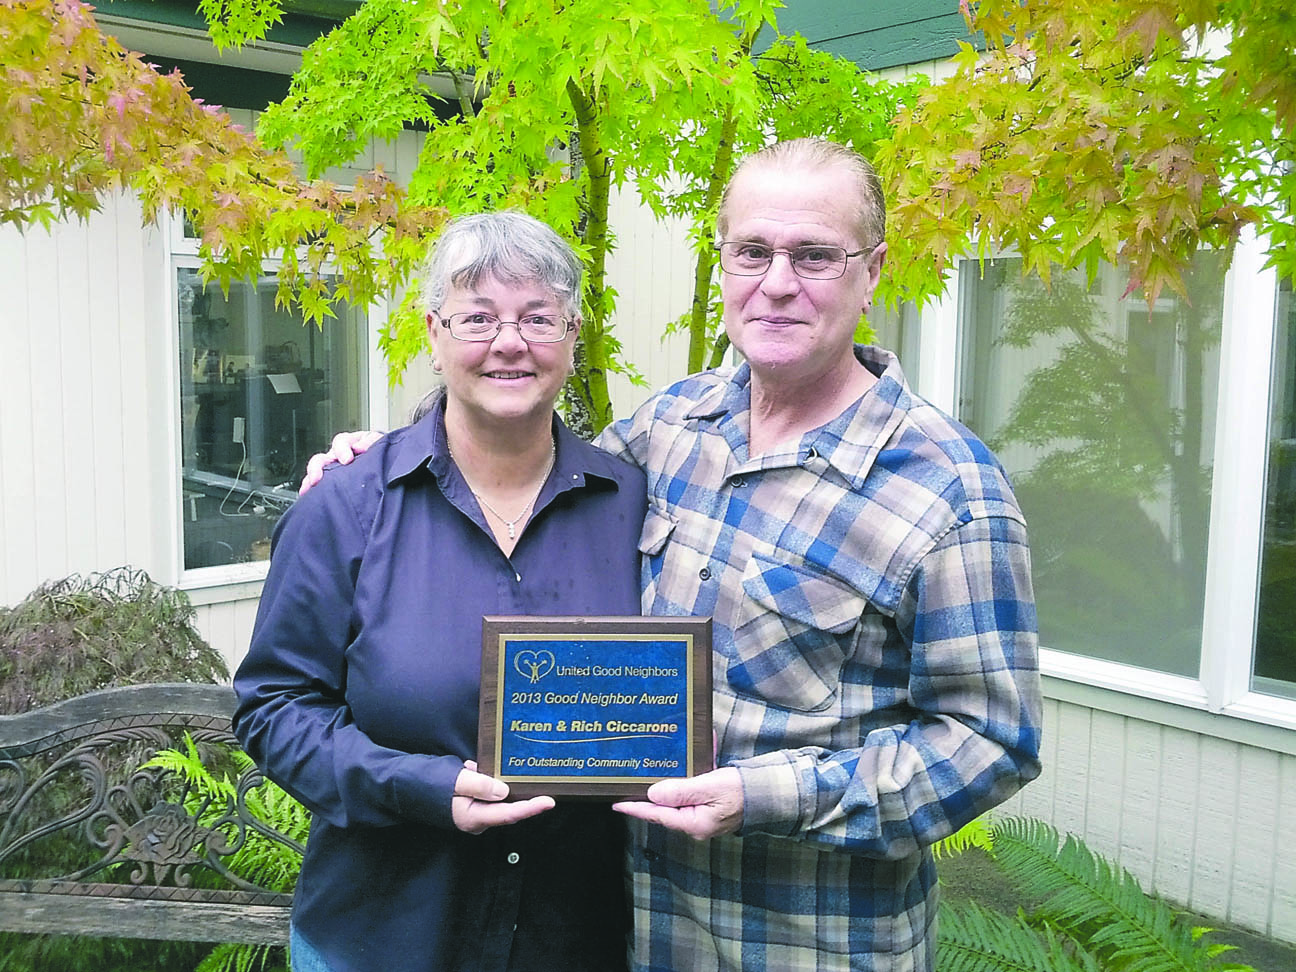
[437,312,574,343]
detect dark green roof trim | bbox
[103,0,337,49]
[143,54,457,128]
[144,55,292,111]
[762,0,983,72]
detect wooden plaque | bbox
[478,616,712,799]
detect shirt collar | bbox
[384,392,624,495]
[684,345,916,490]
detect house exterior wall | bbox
[0,191,173,608]
[1000,693,1296,938]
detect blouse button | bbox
[507,852,520,865]
[699,567,712,581]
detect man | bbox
[304,138,1042,971]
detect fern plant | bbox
[146,736,310,972]
[932,813,994,860]
[938,816,1257,972]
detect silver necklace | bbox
[456,440,556,540]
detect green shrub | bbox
[0,566,227,714]
[0,567,229,971]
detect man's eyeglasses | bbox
[715,241,875,280]
[436,312,574,343]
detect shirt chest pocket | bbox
[728,553,867,712]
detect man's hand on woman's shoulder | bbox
[300,430,386,494]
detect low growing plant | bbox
[146,737,310,972]
[938,816,1257,972]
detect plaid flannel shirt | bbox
[598,346,1042,972]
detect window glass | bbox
[958,256,1225,676]
[1255,278,1296,698]
[867,301,921,389]
[176,268,368,570]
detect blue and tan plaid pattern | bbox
[599,346,1043,972]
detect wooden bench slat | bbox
[0,890,290,944]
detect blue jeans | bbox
[290,926,333,972]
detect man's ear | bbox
[862,243,887,311]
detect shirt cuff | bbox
[731,750,816,838]
[390,753,461,829]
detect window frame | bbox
[930,228,1296,739]
[163,211,391,592]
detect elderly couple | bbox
[233,138,1043,972]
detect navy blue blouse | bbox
[233,398,646,972]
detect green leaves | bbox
[881,0,1294,305]
[8,0,1291,424]
[198,0,284,51]
[939,817,1259,972]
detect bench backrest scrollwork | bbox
[0,683,299,944]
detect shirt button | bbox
[507,852,520,865]
[699,567,712,581]
[732,477,745,488]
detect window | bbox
[176,266,369,571]
[957,256,1227,677]
[1255,278,1296,699]
[868,300,922,389]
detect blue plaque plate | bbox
[478,616,712,798]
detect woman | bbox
[233,212,645,972]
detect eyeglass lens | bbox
[718,243,852,279]
[445,313,569,342]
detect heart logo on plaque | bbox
[514,649,556,684]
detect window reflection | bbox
[176,268,368,570]
[867,301,921,389]
[959,256,1225,676]
[1255,279,1296,698]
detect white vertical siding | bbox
[1273,762,1296,935]
[0,192,170,606]
[604,184,695,420]
[1117,719,1162,884]
[0,220,37,598]
[192,591,263,678]
[1154,724,1201,903]
[997,698,1296,942]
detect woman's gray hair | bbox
[418,211,584,319]
[718,138,886,250]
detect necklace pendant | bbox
[507,522,516,540]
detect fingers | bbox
[452,766,555,834]
[453,793,555,834]
[298,431,384,495]
[454,767,509,802]
[612,768,744,840]
[329,430,362,464]
[299,454,333,495]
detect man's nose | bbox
[759,251,801,297]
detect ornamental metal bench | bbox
[0,683,298,945]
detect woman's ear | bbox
[566,317,581,376]
[427,313,443,372]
